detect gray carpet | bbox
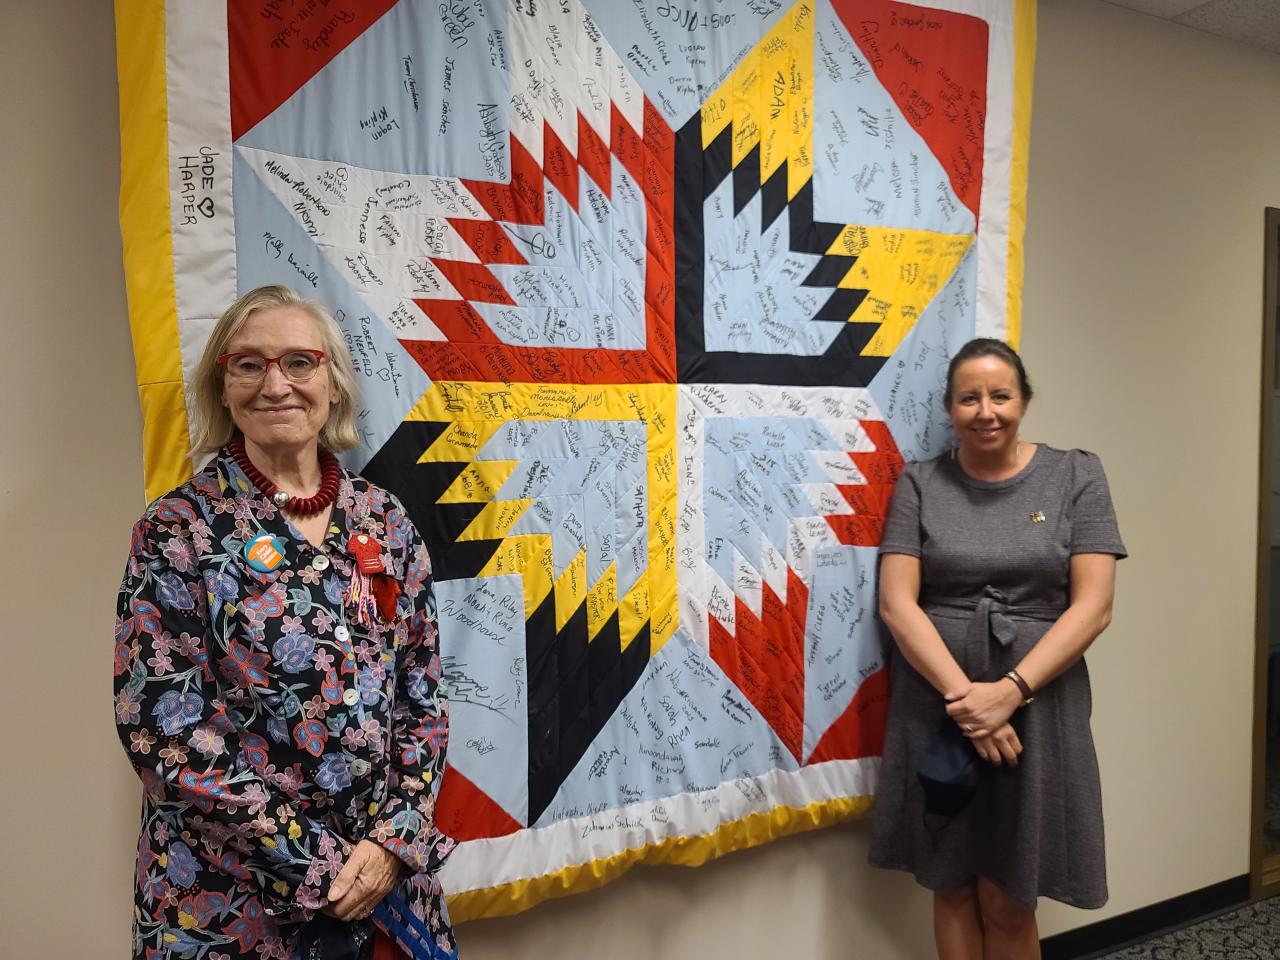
[1094,897,1280,958]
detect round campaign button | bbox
[244,534,287,573]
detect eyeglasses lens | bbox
[227,352,321,382]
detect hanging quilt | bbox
[115,0,1035,921]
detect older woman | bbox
[869,338,1125,959]
[115,285,455,960]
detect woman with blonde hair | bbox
[115,285,455,959]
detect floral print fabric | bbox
[115,448,455,959]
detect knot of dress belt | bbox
[919,590,1063,649]
[973,585,1018,648]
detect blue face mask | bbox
[917,720,979,817]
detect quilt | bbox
[115,0,1034,920]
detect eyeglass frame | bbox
[216,349,330,383]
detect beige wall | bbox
[1020,0,1280,933]
[3,0,1277,955]
[0,2,147,957]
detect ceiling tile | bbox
[1102,0,1211,17]
[1175,0,1280,55]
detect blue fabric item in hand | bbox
[917,720,979,817]
[373,894,456,960]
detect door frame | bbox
[1251,207,1280,896]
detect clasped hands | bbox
[323,839,406,922]
[944,680,1024,767]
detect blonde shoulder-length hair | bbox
[190,285,362,455]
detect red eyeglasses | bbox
[217,349,329,383]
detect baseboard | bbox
[1039,875,1250,959]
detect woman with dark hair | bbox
[115,286,455,960]
[869,338,1125,959]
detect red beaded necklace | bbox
[228,435,342,516]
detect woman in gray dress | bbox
[869,338,1125,959]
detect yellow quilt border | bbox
[1005,0,1037,351]
[116,0,191,502]
[446,794,872,922]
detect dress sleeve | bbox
[114,499,351,916]
[879,460,923,557]
[1069,451,1127,558]
[367,505,456,876]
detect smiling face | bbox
[947,354,1028,459]
[221,305,337,456]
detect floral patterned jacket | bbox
[114,448,455,960]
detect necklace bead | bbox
[228,436,341,516]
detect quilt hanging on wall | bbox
[116,0,1034,921]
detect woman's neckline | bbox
[949,442,1044,490]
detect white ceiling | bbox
[1103,0,1280,56]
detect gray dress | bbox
[868,445,1126,909]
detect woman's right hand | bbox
[323,839,405,921]
[972,723,1023,767]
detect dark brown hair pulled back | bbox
[943,337,1033,408]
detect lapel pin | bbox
[348,532,385,574]
[244,533,287,572]
[1030,511,1046,524]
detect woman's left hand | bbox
[944,680,1021,739]
[323,840,406,921]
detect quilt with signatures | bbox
[115,0,1034,920]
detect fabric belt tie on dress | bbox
[921,585,1065,648]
